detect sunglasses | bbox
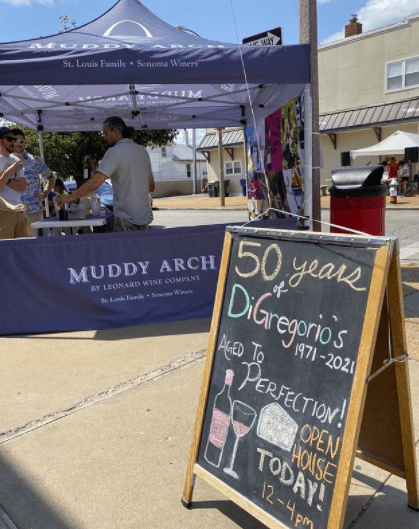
[2,136,16,142]
[15,139,25,144]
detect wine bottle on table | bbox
[204,369,234,467]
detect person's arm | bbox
[0,171,10,193]
[41,174,56,199]
[149,169,155,192]
[7,177,26,192]
[0,196,25,213]
[56,171,106,206]
[0,161,24,192]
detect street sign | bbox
[242,27,282,46]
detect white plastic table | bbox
[31,211,112,236]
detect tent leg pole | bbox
[193,129,197,195]
[38,130,50,218]
[300,0,321,231]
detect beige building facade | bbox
[319,14,419,185]
[198,128,245,196]
[200,15,419,193]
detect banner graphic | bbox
[245,92,305,226]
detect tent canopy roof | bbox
[0,0,310,132]
[351,130,419,159]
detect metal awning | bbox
[320,97,419,133]
[198,128,244,150]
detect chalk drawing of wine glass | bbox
[223,401,257,480]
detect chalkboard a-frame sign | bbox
[183,227,419,529]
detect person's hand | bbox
[83,155,95,168]
[9,161,24,173]
[13,203,25,214]
[56,193,72,208]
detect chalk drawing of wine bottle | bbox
[204,369,234,467]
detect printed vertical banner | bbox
[245,92,305,225]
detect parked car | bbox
[63,180,77,193]
[63,179,153,215]
[96,181,113,210]
[64,179,113,210]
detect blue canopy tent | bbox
[0,0,313,336]
[0,0,310,132]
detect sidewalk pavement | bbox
[0,267,417,529]
[152,193,419,210]
[0,203,418,528]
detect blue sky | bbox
[1,0,419,46]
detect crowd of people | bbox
[0,116,155,239]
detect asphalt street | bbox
[152,208,419,263]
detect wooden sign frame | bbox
[182,227,418,529]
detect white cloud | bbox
[0,0,31,5]
[0,0,54,5]
[321,30,344,44]
[321,0,419,44]
[358,0,419,31]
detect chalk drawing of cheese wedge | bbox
[257,403,298,452]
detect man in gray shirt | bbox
[58,116,155,231]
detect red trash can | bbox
[329,166,386,236]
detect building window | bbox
[387,57,419,91]
[225,160,242,175]
[161,147,166,157]
[186,164,191,178]
[202,169,208,177]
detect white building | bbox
[147,142,207,197]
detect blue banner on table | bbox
[0,221,295,336]
[0,225,221,335]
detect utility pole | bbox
[218,128,225,207]
[299,0,321,231]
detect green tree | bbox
[59,15,76,32]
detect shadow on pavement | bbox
[187,500,268,528]
[94,317,212,340]
[189,472,418,529]
[401,264,419,299]
[0,455,79,529]
[7,318,212,341]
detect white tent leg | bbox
[38,130,45,159]
[192,129,197,195]
[38,130,50,218]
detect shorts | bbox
[26,210,43,237]
[0,210,28,239]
